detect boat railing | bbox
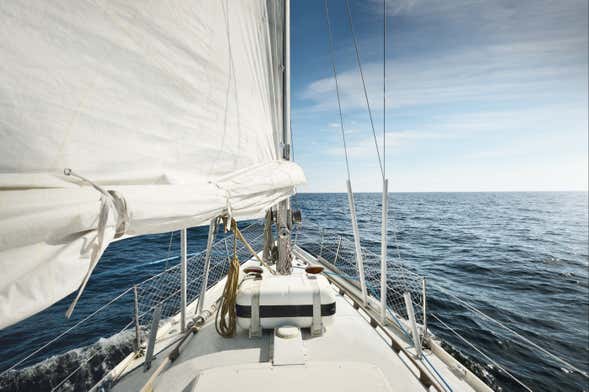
[0,222,267,391]
[133,222,266,339]
[3,221,585,392]
[293,222,426,327]
[293,222,588,391]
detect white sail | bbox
[0,0,304,329]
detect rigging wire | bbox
[50,320,136,392]
[380,0,404,263]
[1,287,133,376]
[163,230,175,271]
[376,42,551,376]
[290,118,295,161]
[344,0,385,179]
[383,0,386,178]
[432,284,589,378]
[323,0,352,182]
[430,312,534,392]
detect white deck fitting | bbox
[110,256,484,392]
[273,327,306,365]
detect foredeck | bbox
[110,252,481,392]
[113,278,424,391]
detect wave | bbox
[0,331,134,392]
[439,340,502,391]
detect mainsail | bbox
[0,0,304,329]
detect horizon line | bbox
[296,190,589,194]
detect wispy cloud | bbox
[429,104,588,135]
[301,38,587,112]
[292,0,588,192]
[302,0,587,112]
[325,129,455,157]
[373,0,588,41]
[325,120,362,134]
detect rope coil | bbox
[215,220,241,337]
[215,218,276,337]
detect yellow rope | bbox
[215,217,279,337]
[215,220,241,337]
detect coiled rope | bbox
[215,219,241,337]
[215,218,276,337]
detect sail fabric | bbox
[0,0,304,329]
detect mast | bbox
[283,0,291,156]
[277,0,292,274]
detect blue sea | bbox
[0,192,587,392]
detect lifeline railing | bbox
[0,222,266,392]
[2,221,586,392]
[294,222,426,326]
[293,222,588,392]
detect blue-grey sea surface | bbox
[0,192,587,392]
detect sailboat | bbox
[1,1,585,391]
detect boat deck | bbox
[110,254,484,392]
[114,287,423,391]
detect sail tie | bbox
[63,168,130,318]
[210,180,233,221]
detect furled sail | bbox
[0,0,304,329]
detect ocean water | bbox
[0,192,587,392]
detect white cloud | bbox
[301,154,589,193]
[301,38,587,112]
[302,0,587,113]
[374,0,588,41]
[294,0,588,192]
[432,104,588,134]
[325,129,455,157]
[325,121,361,134]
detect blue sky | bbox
[290,0,588,192]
